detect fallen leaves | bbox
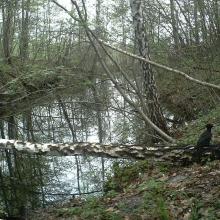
[30,160,220,220]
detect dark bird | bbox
[197,123,214,147]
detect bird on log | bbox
[197,123,214,147]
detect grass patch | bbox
[104,160,149,192]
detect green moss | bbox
[104,160,149,192]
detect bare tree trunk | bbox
[26,110,35,142]
[0,121,10,215]
[2,139,220,165]
[0,120,5,138]
[26,110,46,208]
[170,0,179,48]
[36,155,46,208]
[193,0,200,44]
[58,98,77,141]
[91,85,105,186]
[52,0,175,143]
[6,116,18,216]
[2,0,15,64]
[91,0,105,186]
[130,0,168,140]
[213,0,220,42]
[0,167,10,215]
[20,0,31,61]
[198,0,207,43]
[58,98,81,195]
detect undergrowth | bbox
[178,105,220,145]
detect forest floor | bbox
[30,159,220,220]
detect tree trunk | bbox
[58,98,81,195]
[93,0,105,186]
[2,0,14,64]
[129,0,168,140]
[20,0,31,61]
[0,167,10,214]
[170,0,179,48]
[193,0,200,44]
[198,0,207,43]
[1,139,220,165]
[5,116,18,216]
[213,0,220,42]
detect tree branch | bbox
[53,0,220,91]
[53,0,175,143]
[98,39,220,91]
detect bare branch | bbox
[98,40,220,91]
[52,0,176,143]
[52,0,80,22]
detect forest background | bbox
[0,0,219,218]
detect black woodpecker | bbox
[197,124,214,147]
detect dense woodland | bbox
[0,0,220,219]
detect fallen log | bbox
[0,139,220,165]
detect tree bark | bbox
[1,139,220,165]
[170,0,179,48]
[2,0,15,64]
[197,0,207,43]
[213,0,220,42]
[20,0,31,61]
[130,0,168,136]
[193,0,200,44]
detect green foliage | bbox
[214,200,220,209]
[157,163,171,173]
[138,179,170,219]
[105,190,118,198]
[167,189,189,201]
[104,161,149,192]
[104,161,170,219]
[56,198,123,220]
[138,179,164,193]
[0,63,16,88]
[56,207,82,216]
[178,105,220,145]
[56,177,169,220]
[189,199,220,220]
[190,200,204,220]
[0,203,5,217]
[156,41,220,122]
[0,63,13,77]
[156,197,170,220]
